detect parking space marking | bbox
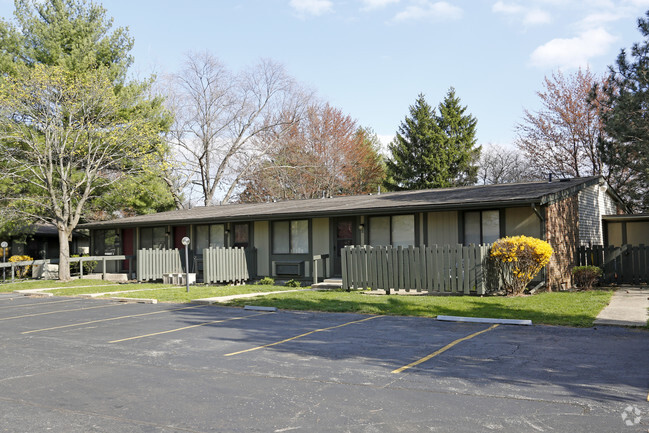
[22,305,207,334]
[0,298,81,311]
[0,302,123,321]
[109,311,273,343]
[391,324,499,374]
[224,315,381,357]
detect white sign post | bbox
[0,241,7,283]
[181,237,191,293]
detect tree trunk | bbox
[58,228,71,281]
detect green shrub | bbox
[257,277,275,285]
[285,279,301,288]
[70,254,98,275]
[490,236,554,296]
[572,266,602,290]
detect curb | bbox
[109,297,157,304]
[437,315,533,326]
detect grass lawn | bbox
[45,283,176,296]
[222,289,615,327]
[0,279,120,293]
[104,284,306,303]
[0,278,620,327]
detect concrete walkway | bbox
[594,286,649,327]
[192,288,315,304]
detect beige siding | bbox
[312,218,330,278]
[627,222,649,245]
[253,221,269,276]
[505,207,541,238]
[427,211,458,245]
[607,222,623,246]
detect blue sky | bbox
[3,0,649,150]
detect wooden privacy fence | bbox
[576,244,649,284]
[341,244,492,294]
[203,247,249,284]
[137,248,183,281]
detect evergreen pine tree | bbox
[384,90,480,191]
[384,94,444,190]
[598,10,649,211]
[436,87,480,186]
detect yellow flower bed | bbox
[8,255,34,278]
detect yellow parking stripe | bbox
[22,305,206,334]
[0,302,122,321]
[392,324,499,374]
[109,311,272,343]
[224,315,381,357]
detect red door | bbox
[173,226,188,249]
[121,228,134,271]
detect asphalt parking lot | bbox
[1,293,648,433]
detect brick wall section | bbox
[545,196,580,290]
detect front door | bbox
[333,218,355,277]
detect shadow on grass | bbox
[219,290,613,327]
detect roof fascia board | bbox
[82,200,543,229]
[540,176,601,206]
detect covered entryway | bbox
[332,218,357,277]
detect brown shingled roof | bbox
[82,176,605,229]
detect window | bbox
[272,220,309,254]
[233,223,249,248]
[392,215,415,247]
[195,224,224,252]
[369,215,415,247]
[94,229,119,255]
[369,216,390,246]
[464,210,500,245]
[140,227,167,250]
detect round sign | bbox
[181,237,191,246]
[0,241,7,248]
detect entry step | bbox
[312,278,342,290]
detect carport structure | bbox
[1,294,648,432]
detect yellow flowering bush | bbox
[8,255,34,278]
[490,236,553,295]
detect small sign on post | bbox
[1,241,7,283]
[181,237,191,293]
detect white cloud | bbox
[392,1,463,22]
[360,0,400,10]
[492,1,551,26]
[289,0,334,16]
[492,1,523,15]
[530,28,619,69]
[523,8,551,25]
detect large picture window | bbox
[272,220,309,254]
[93,229,119,255]
[139,227,167,250]
[195,224,225,252]
[464,210,500,245]
[369,215,415,247]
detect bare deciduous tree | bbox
[162,52,312,207]
[478,144,541,184]
[515,69,608,179]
